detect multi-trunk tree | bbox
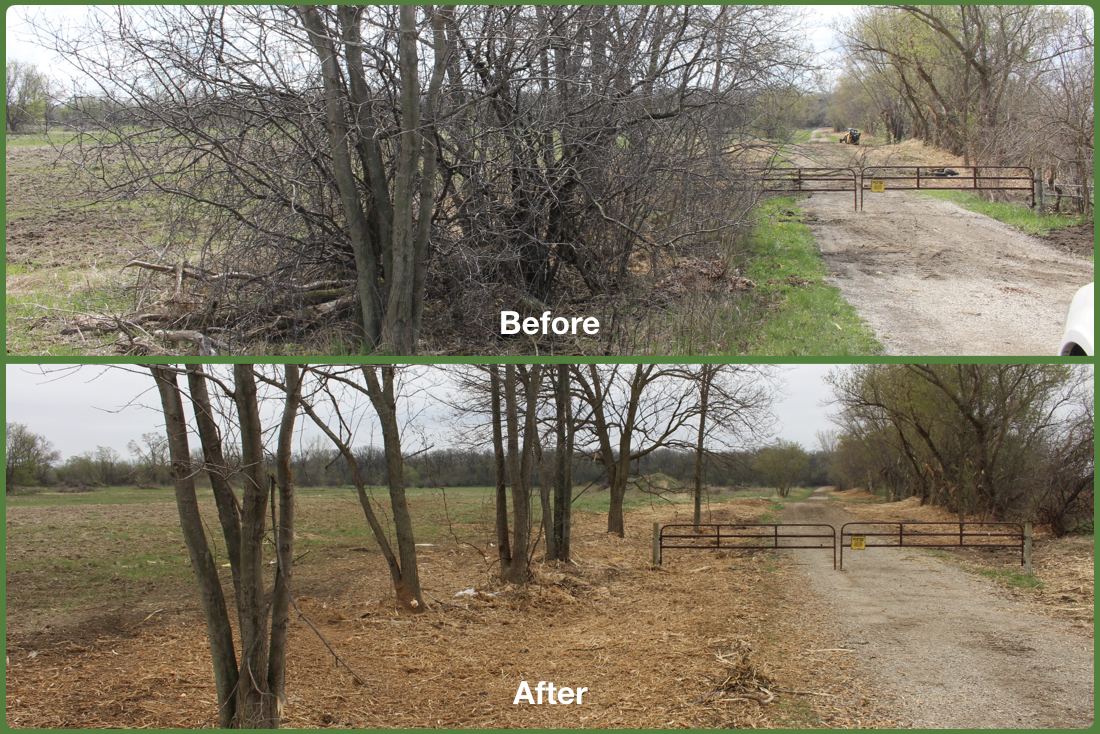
[833,3,1093,199]
[150,364,301,728]
[39,5,809,354]
[826,364,1091,525]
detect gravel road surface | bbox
[782,132,1093,356]
[802,191,1091,355]
[780,490,1094,728]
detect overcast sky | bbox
[5,364,844,461]
[7,5,857,78]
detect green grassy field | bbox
[6,482,784,512]
[5,482,794,626]
[5,130,81,147]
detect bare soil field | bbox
[5,147,148,271]
[6,491,1092,728]
[5,144,170,355]
[782,132,1094,355]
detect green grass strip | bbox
[743,197,883,356]
[922,190,1091,237]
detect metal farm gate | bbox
[859,166,1033,210]
[658,523,837,569]
[656,522,1029,574]
[839,522,1026,570]
[753,166,1035,212]
[754,168,859,211]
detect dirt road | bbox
[781,133,1093,356]
[780,490,1094,728]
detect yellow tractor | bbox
[839,128,861,145]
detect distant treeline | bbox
[27,444,831,493]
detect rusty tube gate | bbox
[839,522,1025,570]
[659,523,837,569]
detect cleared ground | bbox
[782,131,1094,356]
[6,487,1092,728]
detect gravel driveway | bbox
[781,132,1093,356]
[780,491,1094,728]
[801,191,1092,355]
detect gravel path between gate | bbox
[781,133,1093,356]
[780,490,1094,728]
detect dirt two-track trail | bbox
[783,131,1094,356]
[779,489,1094,728]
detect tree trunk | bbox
[384,4,424,354]
[550,364,573,561]
[608,365,647,538]
[362,366,424,610]
[693,366,713,529]
[502,365,528,584]
[185,365,243,607]
[267,365,301,724]
[150,365,238,728]
[232,365,275,727]
[296,6,383,348]
[489,366,513,576]
[539,442,556,561]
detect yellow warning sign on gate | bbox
[870,179,885,193]
[851,536,866,550]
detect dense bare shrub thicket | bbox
[38,5,810,354]
[830,5,1094,206]
[826,364,1094,535]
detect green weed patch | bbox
[922,190,1091,237]
[742,199,882,355]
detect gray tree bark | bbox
[150,365,238,728]
[361,366,425,609]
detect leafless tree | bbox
[572,364,696,537]
[438,5,808,313]
[35,5,808,354]
[675,364,781,527]
[1033,391,1094,536]
[293,365,425,611]
[150,364,301,728]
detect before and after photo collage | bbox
[4,3,1095,730]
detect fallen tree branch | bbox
[308,295,357,318]
[152,329,230,356]
[122,259,353,292]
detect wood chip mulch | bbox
[7,498,909,728]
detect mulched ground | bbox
[8,493,1088,728]
[7,499,902,729]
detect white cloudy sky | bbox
[5,364,845,460]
